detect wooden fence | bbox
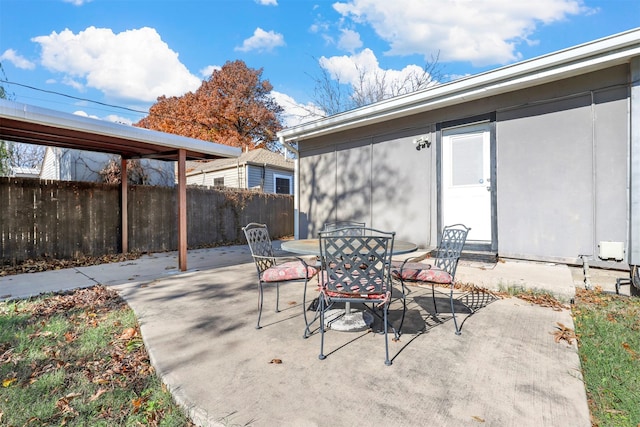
[0,177,293,264]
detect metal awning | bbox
[0,99,242,270]
[0,99,239,160]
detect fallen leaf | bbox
[2,378,16,387]
[119,328,137,340]
[89,388,107,402]
[551,322,577,345]
[64,332,76,343]
[269,358,282,364]
[471,415,486,422]
[622,342,639,360]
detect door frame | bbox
[436,113,498,252]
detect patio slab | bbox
[3,244,629,426]
[110,259,589,427]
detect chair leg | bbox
[431,284,438,314]
[396,280,407,336]
[302,277,318,339]
[275,282,280,312]
[256,282,264,329]
[384,304,391,366]
[318,296,327,360]
[450,284,461,335]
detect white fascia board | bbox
[279,28,640,142]
[0,100,241,158]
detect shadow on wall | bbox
[300,142,414,238]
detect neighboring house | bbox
[9,166,40,178]
[278,28,640,271]
[40,147,175,186]
[186,147,295,194]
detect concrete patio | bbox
[0,243,630,426]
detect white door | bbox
[442,124,492,242]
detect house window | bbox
[274,174,292,194]
[213,177,224,188]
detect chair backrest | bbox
[319,228,395,296]
[242,223,276,273]
[433,224,470,280]
[323,221,366,236]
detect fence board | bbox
[1,178,293,263]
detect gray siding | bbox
[247,165,294,193]
[187,167,243,188]
[297,64,632,265]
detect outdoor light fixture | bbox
[414,136,431,151]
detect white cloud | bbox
[0,49,36,70]
[333,0,590,66]
[255,0,277,5]
[319,48,436,96]
[271,91,325,127]
[235,28,285,52]
[199,65,221,79]
[337,29,363,53]
[72,110,98,119]
[31,26,201,103]
[73,110,133,125]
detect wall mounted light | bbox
[413,136,431,151]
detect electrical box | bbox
[598,241,625,261]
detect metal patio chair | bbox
[323,220,366,235]
[391,224,470,335]
[243,223,318,330]
[317,227,400,365]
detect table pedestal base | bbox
[324,309,373,332]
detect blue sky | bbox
[1,0,639,128]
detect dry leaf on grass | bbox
[89,388,107,402]
[551,322,577,345]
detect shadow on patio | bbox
[110,246,589,427]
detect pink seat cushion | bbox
[261,261,318,282]
[319,270,387,298]
[391,262,452,284]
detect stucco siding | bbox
[371,128,435,247]
[296,64,632,264]
[593,86,629,251]
[497,95,594,261]
[496,80,629,263]
[299,147,338,238]
[298,127,436,246]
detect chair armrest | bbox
[395,252,430,270]
[253,254,317,269]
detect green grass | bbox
[0,286,193,426]
[573,288,640,427]
[3,281,637,426]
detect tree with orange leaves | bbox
[136,60,283,151]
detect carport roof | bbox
[0,99,240,161]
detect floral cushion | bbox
[261,261,318,282]
[391,262,452,284]
[319,270,386,298]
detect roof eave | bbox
[278,28,640,142]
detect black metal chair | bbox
[391,224,470,335]
[243,223,318,329]
[317,227,399,365]
[323,220,366,235]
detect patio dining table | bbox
[281,237,417,332]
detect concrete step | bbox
[461,250,498,264]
